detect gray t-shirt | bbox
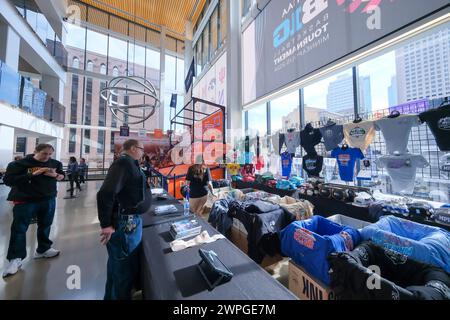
[319,123,344,151]
[284,131,301,155]
[376,154,429,195]
[375,115,421,154]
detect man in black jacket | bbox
[97,139,152,300]
[2,144,65,278]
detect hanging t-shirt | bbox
[227,163,241,176]
[331,147,364,182]
[238,151,254,165]
[269,153,281,176]
[302,153,323,177]
[271,133,285,155]
[319,123,344,151]
[300,126,322,154]
[255,155,265,171]
[343,120,376,151]
[281,152,293,178]
[284,131,301,155]
[375,115,421,154]
[419,107,450,151]
[376,154,429,195]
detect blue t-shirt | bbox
[238,151,254,165]
[331,147,364,182]
[281,152,293,178]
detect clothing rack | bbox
[302,97,450,199]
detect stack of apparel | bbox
[289,176,304,187]
[170,219,202,240]
[228,200,296,263]
[207,190,246,236]
[280,216,361,285]
[276,179,297,190]
[266,196,314,221]
[212,179,231,188]
[202,188,245,216]
[360,216,450,273]
[328,241,450,300]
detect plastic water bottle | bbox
[183,188,190,217]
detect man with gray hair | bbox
[97,139,152,300]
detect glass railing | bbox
[0,60,65,125]
[12,0,68,68]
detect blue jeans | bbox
[104,214,142,300]
[7,198,56,260]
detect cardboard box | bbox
[288,260,337,300]
[230,225,282,267]
[327,214,371,229]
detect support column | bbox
[226,0,242,136]
[0,23,20,72]
[159,27,166,130]
[0,125,15,169]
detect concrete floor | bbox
[0,181,291,300]
[0,181,107,300]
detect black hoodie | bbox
[3,154,65,202]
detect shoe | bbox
[2,258,22,278]
[34,248,60,259]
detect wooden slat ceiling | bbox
[78,0,206,40]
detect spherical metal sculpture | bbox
[100,76,160,125]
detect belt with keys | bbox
[124,215,137,234]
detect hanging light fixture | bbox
[100,0,160,125]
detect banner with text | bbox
[242,0,449,105]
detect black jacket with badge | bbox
[97,154,152,228]
[4,154,65,202]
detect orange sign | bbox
[154,129,163,139]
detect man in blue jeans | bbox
[97,139,152,300]
[2,144,65,278]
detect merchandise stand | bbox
[153,97,227,199]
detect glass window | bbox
[129,43,146,77]
[210,7,218,57]
[97,130,105,154]
[112,67,119,77]
[100,64,106,75]
[109,36,128,74]
[220,0,227,44]
[70,75,80,124]
[84,78,93,125]
[87,61,94,72]
[69,128,77,153]
[146,48,160,88]
[176,57,184,92]
[304,69,354,124]
[165,54,177,92]
[66,24,86,69]
[72,57,80,69]
[247,104,267,137]
[84,129,91,154]
[98,81,107,126]
[110,131,115,153]
[202,23,210,66]
[15,137,26,154]
[270,90,300,134]
[86,29,108,71]
[197,36,203,74]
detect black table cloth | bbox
[142,194,186,228]
[140,217,297,300]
